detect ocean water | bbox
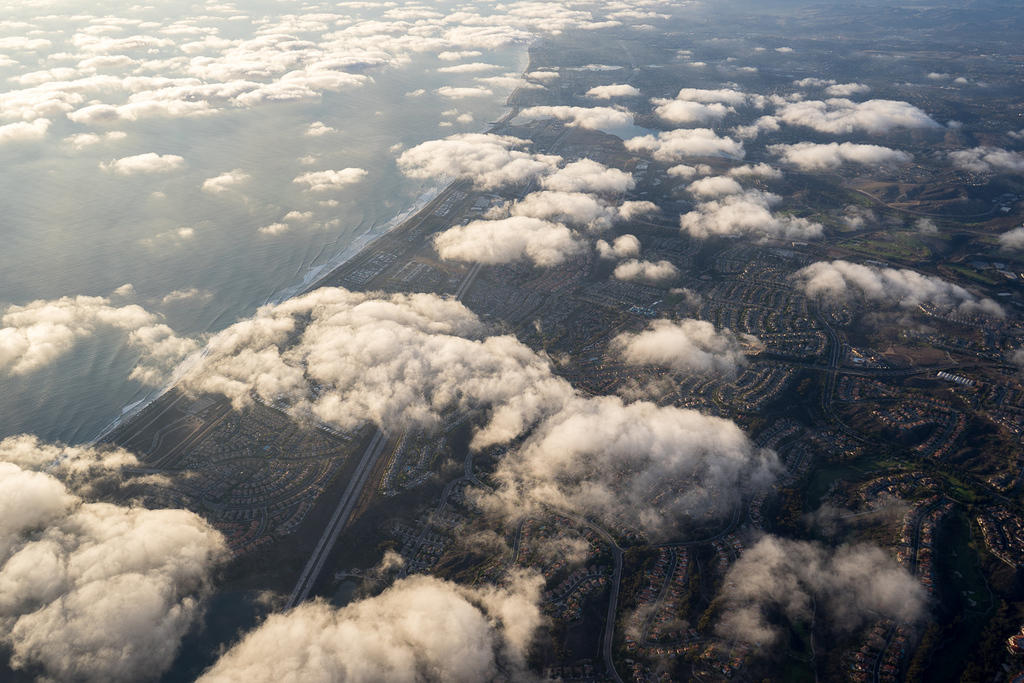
[0,10,529,443]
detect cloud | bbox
[794,77,836,88]
[0,434,139,489]
[769,141,911,170]
[199,572,543,683]
[481,396,777,537]
[0,294,197,381]
[669,88,754,106]
[585,84,639,99]
[64,130,127,150]
[794,260,1004,316]
[509,191,621,231]
[293,168,368,192]
[611,318,754,376]
[715,536,926,645]
[0,438,227,682]
[915,217,938,234]
[776,98,940,134]
[201,169,251,194]
[825,82,870,97]
[436,85,493,99]
[143,226,196,245]
[596,234,641,259]
[687,176,743,198]
[474,75,543,91]
[100,152,185,175]
[437,61,501,73]
[613,259,679,285]
[618,200,657,220]
[519,105,633,130]
[731,115,780,139]
[398,133,561,189]
[0,118,50,144]
[541,159,634,193]
[0,295,151,374]
[624,128,744,162]
[304,121,335,136]
[161,288,212,305]
[666,164,711,179]
[258,222,290,236]
[998,227,1024,251]
[434,216,583,266]
[652,99,733,125]
[680,189,823,240]
[526,70,559,82]
[949,146,1024,174]
[727,163,782,179]
[437,50,483,61]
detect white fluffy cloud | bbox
[304,121,335,136]
[483,396,777,537]
[0,118,50,144]
[199,572,543,683]
[398,133,561,189]
[624,128,744,162]
[436,85,493,99]
[769,141,911,170]
[100,152,185,175]
[666,163,711,179]
[0,294,196,378]
[669,88,754,106]
[794,260,1004,316]
[680,190,823,240]
[998,227,1024,251]
[727,163,782,179]
[716,536,926,645]
[596,234,641,259]
[687,176,743,198]
[509,190,623,230]
[541,159,634,193]
[437,61,501,74]
[64,131,127,151]
[949,146,1024,174]
[776,98,940,134]
[182,288,573,445]
[611,318,754,376]
[0,437,227,682]
[585,84,639,99]
[202,169,251,194]
[613,258,679,285]
[434,216,584,266]
[732,115,780,139]
[824,82,870,97]
[519,105,633,130]
[293,168,368,192]
[652,99,733,125]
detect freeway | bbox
[454,261,483,301]
[286,251,488,609]
[285,428,390,609]
[554,512,624,683]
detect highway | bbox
[285,429,390,609]
[287,253,486,609]
[454,261,483,301]
[554,513,624,683]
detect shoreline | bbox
[91,87,525,446]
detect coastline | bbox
[91,89,525,446]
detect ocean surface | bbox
[0,16,529,443]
